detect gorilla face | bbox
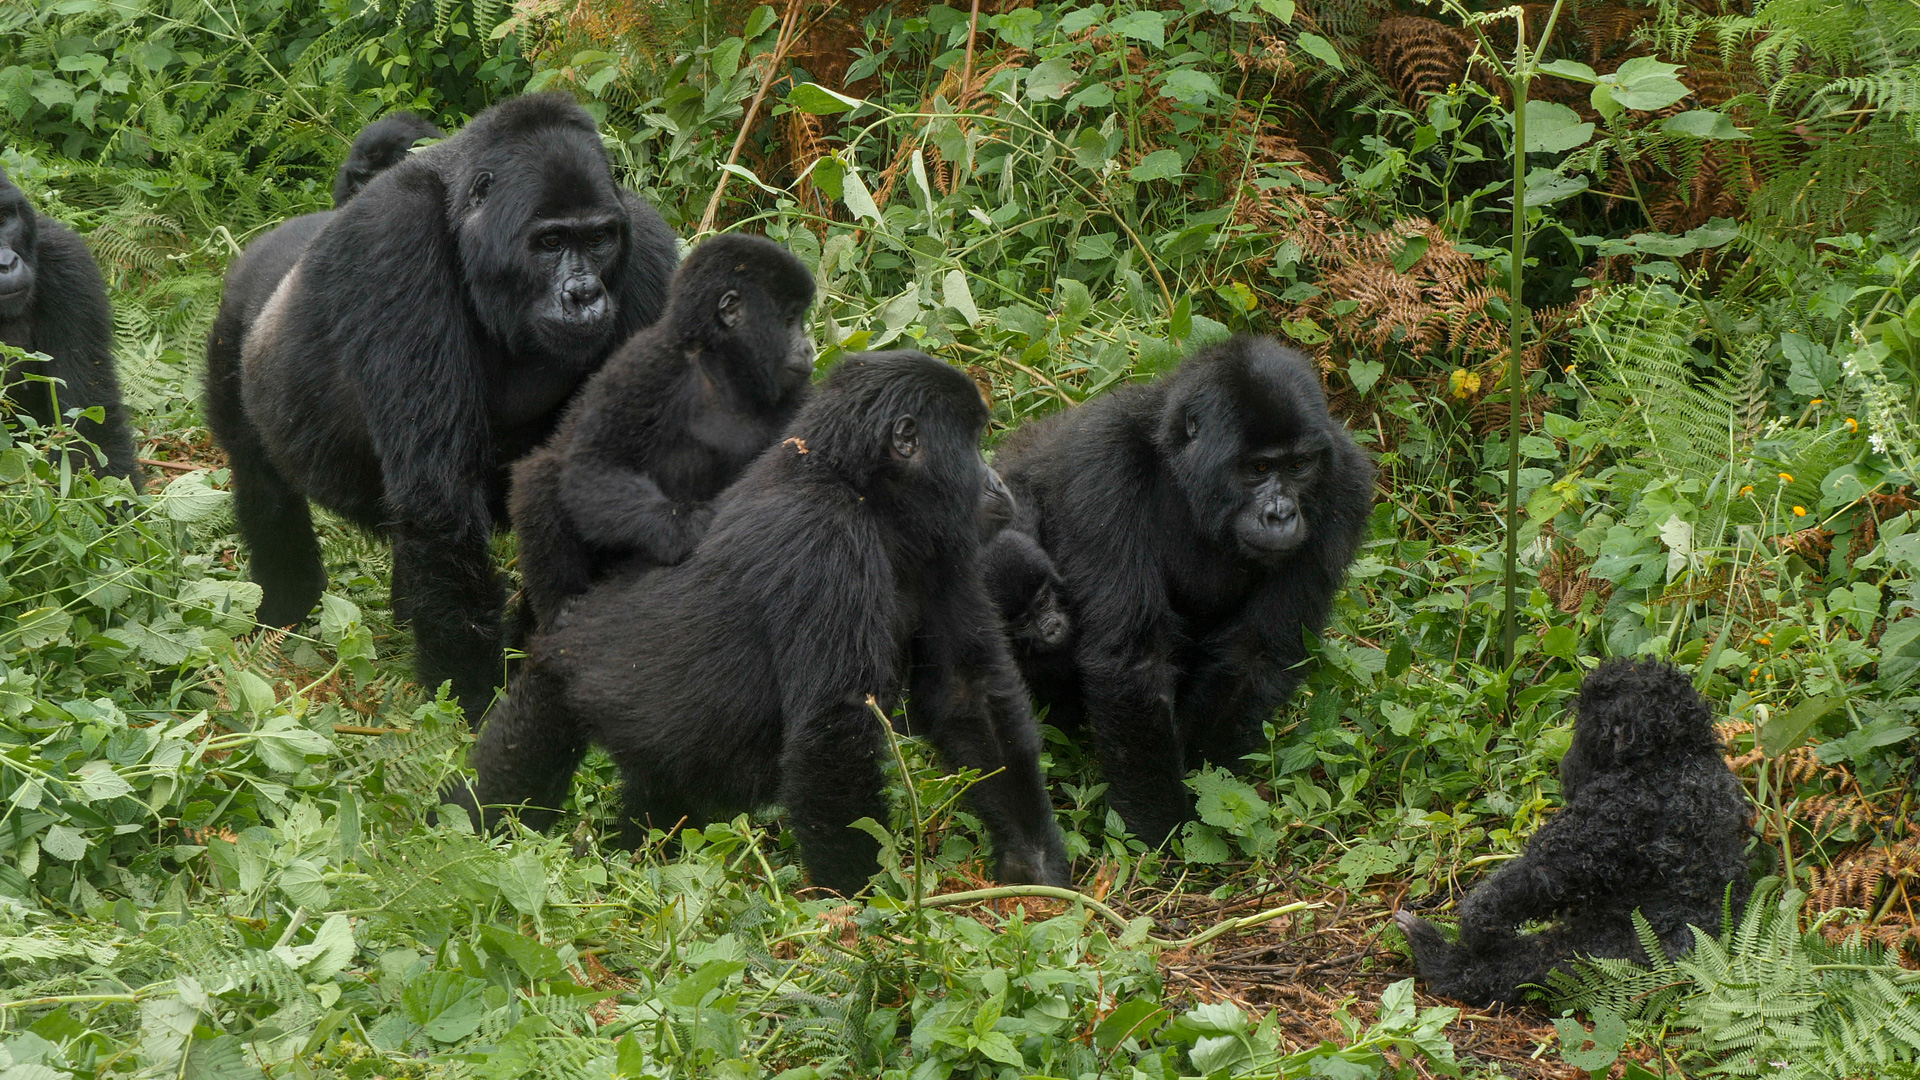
[454,145,633,362]
[1017,581,1070,649]
[0,183,39,320]
[1230,435,1330,557]
[977,466,1016,538]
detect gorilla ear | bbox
[890,416,920,459]
[717,289,742,328]
[468,170,493,207]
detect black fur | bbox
[462,351,1070,895]
[510,233,815,628]
[1397,660,1755,1006]
[992,336,1374,842]
[333,112,443,206]
[981,527,1070,656]
[0,167,137,483]
[204,92,679,718]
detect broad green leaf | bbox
[156,469,227,522]
[1349,358,1383,396]
[786,82,862,114]
[10,606,72,649]
[841,164,880,223]
[1095,1000,1168,1049]
[40,824,88,861]
[1506,167,1589,208]
[1537,58,1598,83]
[402,971,489,1043]
[743,4,778,37]
[942,270,979,325]
[1158,68,1218,104]
[1759,693,1840,756]
[1109,10,1165,48]
[1295,32,1344,71]
[1025,58,1077,101]
[1392,234,1429,273]
[1256,0,1295,22]
[1128,148,1182,181]
[1663,109,1748,139]
[1608,57,1689,111]
[71,759,133,802]
[1523,100,1593,153]
[476,924,564,980]
[670,958,746,1006]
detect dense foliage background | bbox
[8,0,1920,1076]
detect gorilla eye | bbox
[1253,461,1271,474]
[538,232,564,251]
[1290,458,1311,474]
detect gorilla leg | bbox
[778,702,890,895]
[466,663,588,832]
[391,524,504,723]
[204,339,326,626]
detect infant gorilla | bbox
[1398,659,1753,1006]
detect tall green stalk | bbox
[1432,0,1565,674]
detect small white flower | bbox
[1871,433,1889,453]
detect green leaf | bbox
[942,270,979,325]
[11,607,72,649]
[1537,59,1598,83]
[1095,1000,1169,1049]
[973,1030,1026,1067]
[1348,358,1384,396]
[1759,693,1840,757]
[671,958,747,1006]
[497,849,549,917]
[1392,234,1429,273]
[1256,0,1295,22]
[1542,624,1579,661]
[1109,10,1165,48]
[1336,842,1403,887]
[1663,109,1748,139]
[1553,1010,1626,1071]
[744,4,778,38]
[841,164,880,223]
[70,759,132,802]
[1294,32,1344,71]
[1608,57,1689,111]
[1025,58,1077,101]
[156,469,228,522]
[477,924,564,980]
[1158,69,1218,105]
[1506,167,1589,208]
[40,824,88,861]
[402,971,489,1044]
[786,81,863,114]
[1128,148,1183,182]
[1589,81,1622,121]
[1523,100,1594,153]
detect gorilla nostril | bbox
[563,278,605,310]
[0,251,20,275]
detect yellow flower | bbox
[1811,398,1824,405]
[1845,417,1859,431]
[1739,485,1754,496]
[1563,364,1576,374]
[1793,505,1808,517]
[1449,369,1482,398]
[1779,472,1794,483]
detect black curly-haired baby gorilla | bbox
[991,336,1374,843]
[333,111,442,206]
[204,93,678,718]
[1396,660,1754,1006]
[464,350,1071,895]
[981,528,1070,657]
[0,167,138,484]
[509,233,815,628]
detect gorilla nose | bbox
[561,276,606,319]
[1260,501,1298,531]
[0,249,20,279]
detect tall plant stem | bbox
[1500,0,1566,675]
[698,0,807,236]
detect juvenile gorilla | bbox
[993,336,1373,843]
[1397,660,1754,1006]
[333,112,442,205]
[464,351,1070,895]
[0,167,138,483]
[204,93,678,718]
[510,233,815,628]
[981,528,1070,657]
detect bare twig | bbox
[959,0,982,108]
[697,0,807,235]
[138,457,204,473]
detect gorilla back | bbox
[994,337,1374,842]
[213,92,679,718]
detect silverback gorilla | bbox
[0,167,138,483]
[463,351,1070,895]
[1398,660,1753,1006]
[204,93,678,718]
[993,337,1374,842]
[332,112,442,206]
[510,233,815,628]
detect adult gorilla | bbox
[333,112,442,206]
[205,93,678,718]
[994,337,1374,842]
[0,167,138,483]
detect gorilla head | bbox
[444,95,638,360]
[0,172,41,319]
[1157,340,1340,562]
[659,233,815,405]
[333,112,443,206]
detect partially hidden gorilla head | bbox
[1562,658,1725,794]
[1156,338,1358,564]
[660,234,816,405]
[0,167,41,319]
[442,93,639,360]
[333,111,442,206]
[799,350,1001,528]
[982,528,1070,652]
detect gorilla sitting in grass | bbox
[1397,659,1754,1006]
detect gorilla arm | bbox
[29,224,137,481]
[907,564,1071,886]
[1451,779,1643,945]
